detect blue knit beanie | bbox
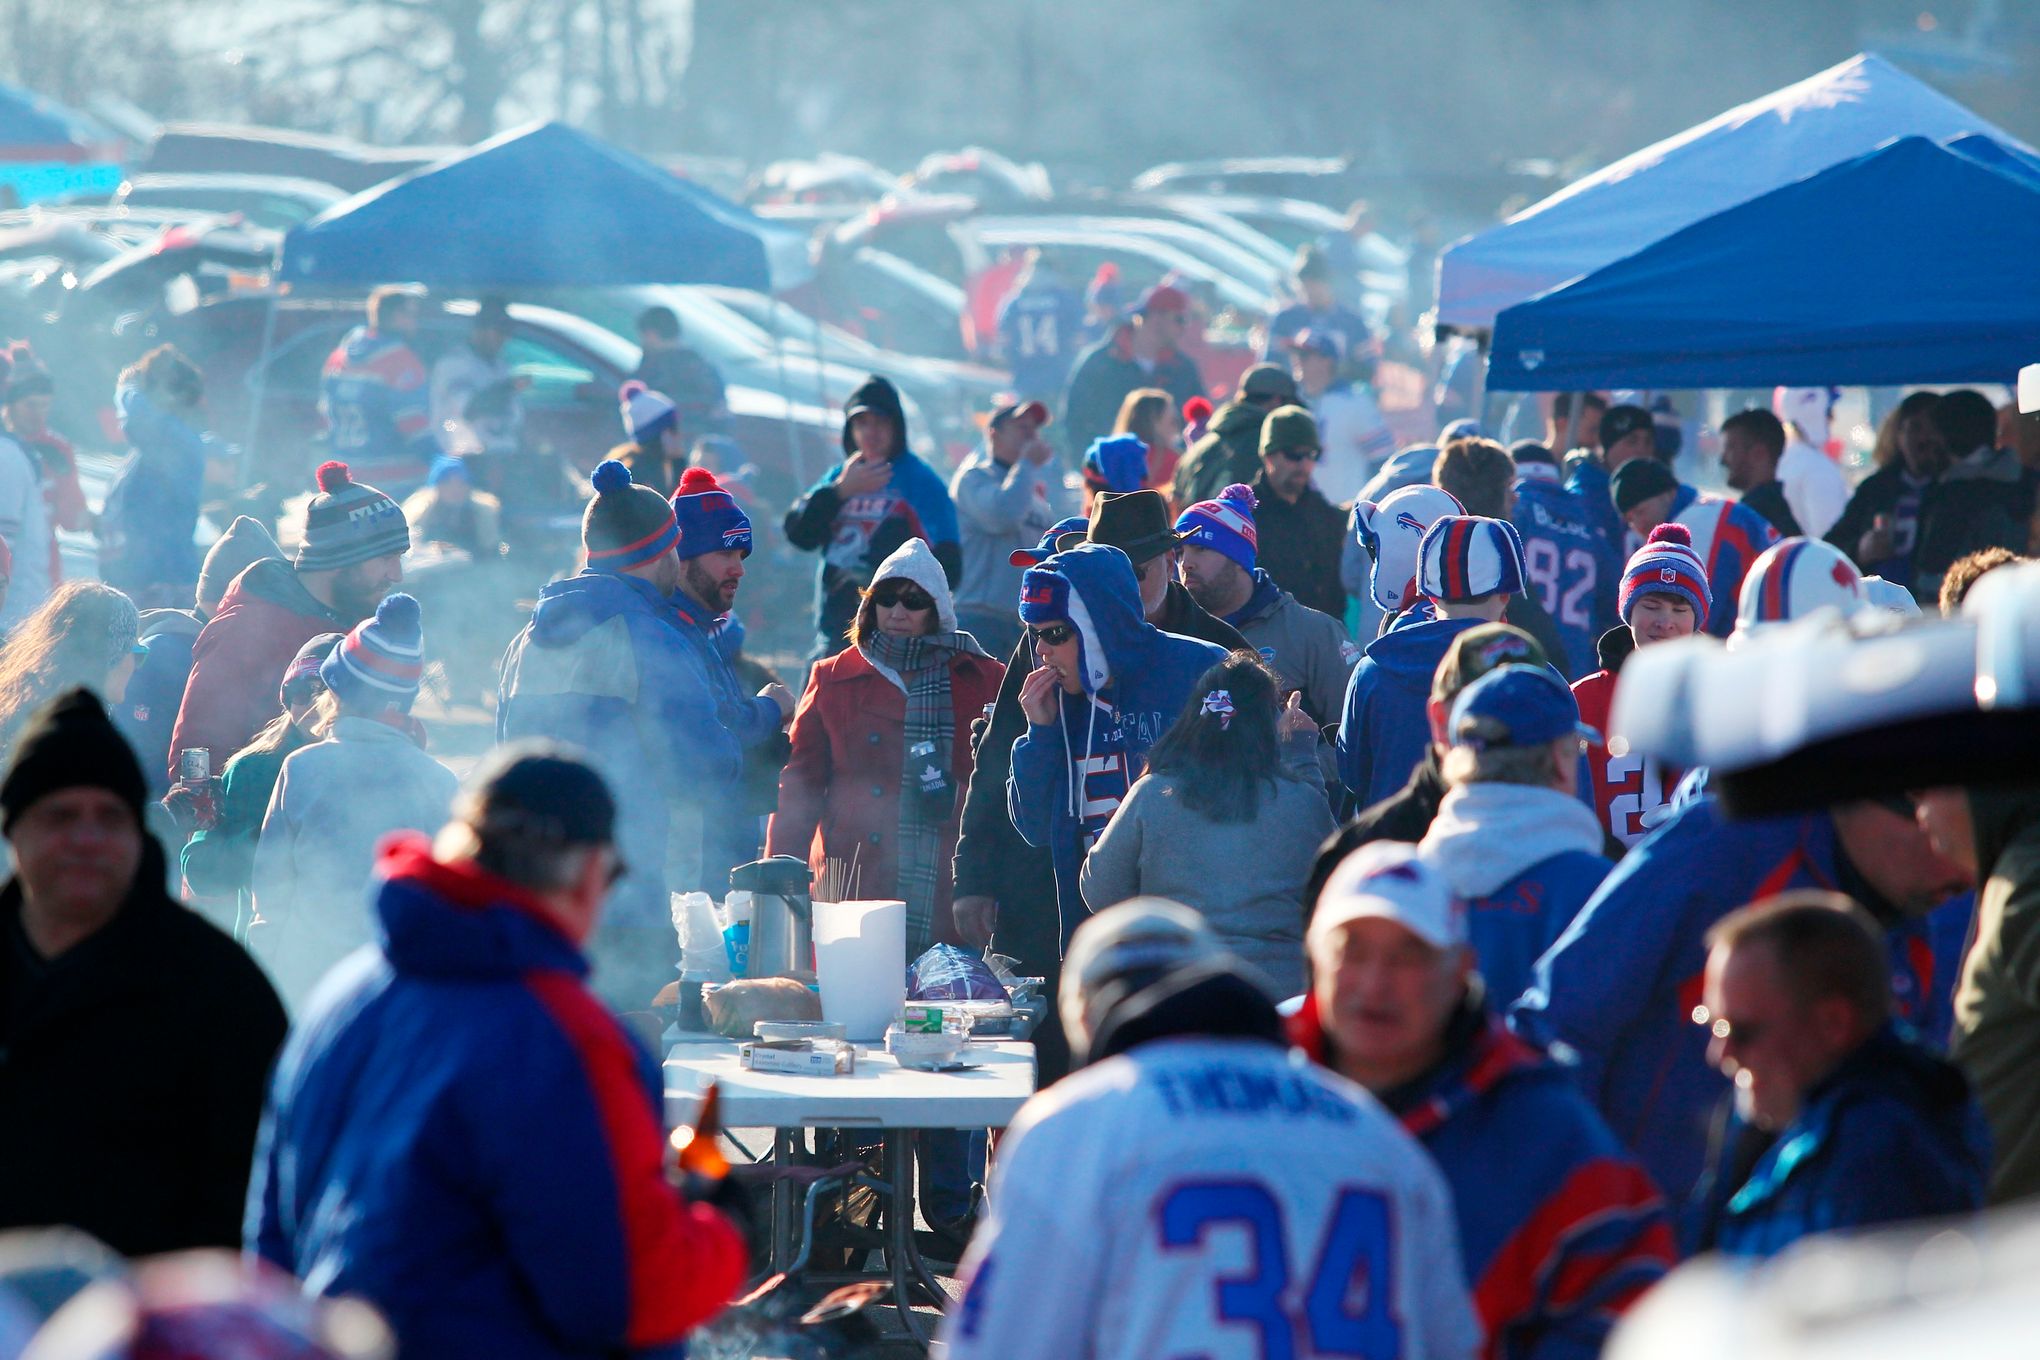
[1174,483,1259,573]
[583,459,678,573]
[1082,435,1149,496]
[670,466,752,560]
[321,593,425,713]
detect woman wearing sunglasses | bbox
[768,537,1004,957]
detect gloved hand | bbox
[162,776,224,835]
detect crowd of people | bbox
[0,246,2036,1360]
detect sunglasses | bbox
[872,585,935,611]
[1272,446,1321,462]
[1029,623,1075,648]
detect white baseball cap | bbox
[1307,842,1467,953]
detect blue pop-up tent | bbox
[1436,53,2031,330]
[279,121,806,291]
[1486,136,2040,392]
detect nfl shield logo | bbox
[1658,567,1678,583]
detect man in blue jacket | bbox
[1009,543,1226,949]
[1692,892,1988,1257]
[499,460,788,1010]
[783,374,962,654]
[1512,793,1975,1203]
[248,745,749,1358]
[1339,514,1526,805]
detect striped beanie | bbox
[582,459,678,573]
[297,462,410,572]
[1619,522,1710,627]
[620,380,678,444]
[671,466,752,560]
[1417,515,1526,603]
[1174,483,1258,573]
[320,593,424,713]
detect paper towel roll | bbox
[812,899,907,1041]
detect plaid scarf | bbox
[859,629,988,953]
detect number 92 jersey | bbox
[1511,477,1621,682]
[941,1036,1482,1360]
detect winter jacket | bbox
[1061,323,1204,467]
[1511,474,1620,681]
[1512,795,1964,1203]
[1829,444,2039,603]
[1307,746,1451,905]
[632,342,727,430]
[319,325,437,492]
[783,377,962,648]
[1225,569,1358,726]
[948,447,1066,623]
[251,715,459,1009]
[1249,470,1351,620]
[1007,545,1228,947]
[1292,994,1674,1360]
[1777,438,1847,541]
[1572,656,1683,850]
[1702,1024,1988,1258]
[100,384,216,601]
[499,570,768,931]
[1739,479,1802,540]
[1562,454,1625,569]
[0,838,286,1256]
[170,557,348,788]
[1080,760,1334,998]
[117,607,205,798]
[1952,786,2040,1203]
[670,590,785,880]
[953,582,1244,977]
[767,644,1004,944]
[1420,783,1613,1007]
[1172,399,1269,507]
[182,724,310,935]
[0,431,51,631]
[248,836,746,1360]
[1660,484,1779,640]
[1337,614,1486,806]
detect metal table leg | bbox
[882,1132,956,1350]
[769,1129,797,1274]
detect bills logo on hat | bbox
[1021,583,1055,606]
[1396,511,1425,534]
[723,526,750,546]
[1477,635,1532,667]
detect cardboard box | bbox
[739,1040,856,1076]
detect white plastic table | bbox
[663,1037,1036,1349]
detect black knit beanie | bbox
[1,689,147,833]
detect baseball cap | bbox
[1010,515,1089,568]
[989,400,1051,431]
[1599,403,1654,451]
[1239,363,1299,404]
[1429,622,1547,703]
[1138,283,1191,316]
[1307,842,1466,953]
[1060,897,1230,1045]
[1285,328,1344,362]
[1447,663,1598,751]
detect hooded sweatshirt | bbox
[1952,785,2040,1203]
[1006,544,1227,946]
[783,375,962,647]
[248,837,746,1359]
[1421,782,1612,1007]
[1336,614,1487,806]
[100,383,218,601]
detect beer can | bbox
[178,748,210,782]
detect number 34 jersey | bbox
[941,1037,1483,1360]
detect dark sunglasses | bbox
[871,584,935,611]
[1029,623,1075,648]
[1272,446,1322,462]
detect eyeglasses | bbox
[1690,1004,1766,1048]
[871,585,935,611]
[1029,623,1075,648]
[1272,446,1321,462]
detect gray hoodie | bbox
[948,448,1067,620]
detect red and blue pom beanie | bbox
[1174,483,1259,573]
[671,466,752,560]
[582,459,678,573]
[321,593,424,713]
[1619,522,1711,628]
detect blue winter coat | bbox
[1562,455,1624,563]
[247,836,746,1359]
[116,608,204,798]
[1468,851,1614,1012]
[1511,476,1621,680]
[498,571,775,922]
[1706,1024,1989,1259]
[1336,614,1485,805]
[1511,795,1968,1202]
[1007,543,1227,947]
[101,385,217,600]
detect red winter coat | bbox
[767,645,1003,944]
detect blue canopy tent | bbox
[1436,53,2032,331]
[1486,137,2040,392]
[278,121,805,291]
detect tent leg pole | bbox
[242,291,282,493]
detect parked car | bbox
[111,174,346,232]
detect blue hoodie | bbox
[498,570,767,923]
[1336,614,1487,805]
[100,383,220,600]
[1511,794,1971,1202]
[248,837,746,1359]
[1007,543,1227,947]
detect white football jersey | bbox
[939,1036,1481,1360]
